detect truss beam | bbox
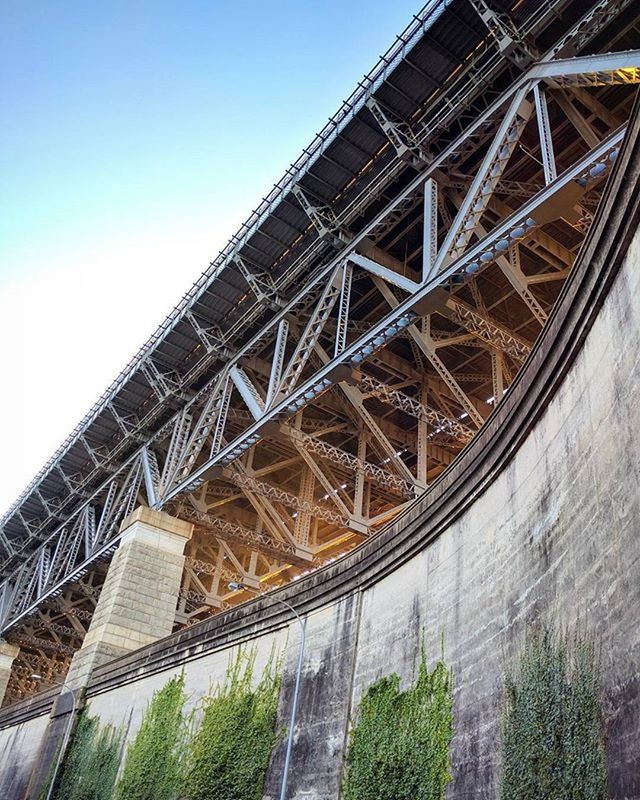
[0,0,630,567]
[2,36,629,559]
[1,39,636,640]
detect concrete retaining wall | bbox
[0,711,51,799]
[1,98,639,800]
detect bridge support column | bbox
[0,640,19,705]
[65,507,193,689]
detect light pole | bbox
[31,674,77,800]
[228,582,306,800]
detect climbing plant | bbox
[114,672,190,800]
[500,623,608,800]
[51,709,122,800]
[183,646,281,800]
[342,651,454,800]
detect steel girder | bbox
[1,2,639,667]
[2,45,638,637]
[0,0,625,563]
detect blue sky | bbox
[0,0,423,513]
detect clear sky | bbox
[0,0,423,515]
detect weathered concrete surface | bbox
[15,509,195,800]
[0,712,50,799]
[86,621,289,733]
[263,595,361,800]
[1,101,640,800]
[351,226,640,797]
[84,597,360,800]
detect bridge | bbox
[0,0,639,711]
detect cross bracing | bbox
[1,0,640,704]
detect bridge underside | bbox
[1,0,639,704]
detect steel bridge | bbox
[1,0,639,704]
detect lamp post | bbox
[31,674,77,800]
[228,582,306,800]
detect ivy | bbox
[343,652,454,800]
[500,623,608,800]
[114,672,190,800]
[183,646,281,800]
[51,709,122,800]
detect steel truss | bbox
[1,0,631,560]
[1,0,640,703]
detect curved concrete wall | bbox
[2,106,640,800]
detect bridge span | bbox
[0,1,640,796]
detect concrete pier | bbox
[0,642,19,706]
[64,507,193,689]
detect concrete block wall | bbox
[65,508,192,689]
[84,598,360,800]
[0,641,19,706]
[85,623,289,736]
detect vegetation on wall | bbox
[30,621,613,800]
[183,646,281,800]
[41,650,280,800]
[500,623,608,800]
[343,651,454,800]
[114,672,190,800]
[50,709,122,800]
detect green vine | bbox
[114,672,190,800]
[51,709,122,800]
[500,623,608,799]
[183,646,281,800]
[343,651,454,800]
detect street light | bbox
[228,581,306,800]
[31,674,77,800]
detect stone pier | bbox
[0,641,19,706]
[65,507,193,689]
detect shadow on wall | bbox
[0,730,31,800]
